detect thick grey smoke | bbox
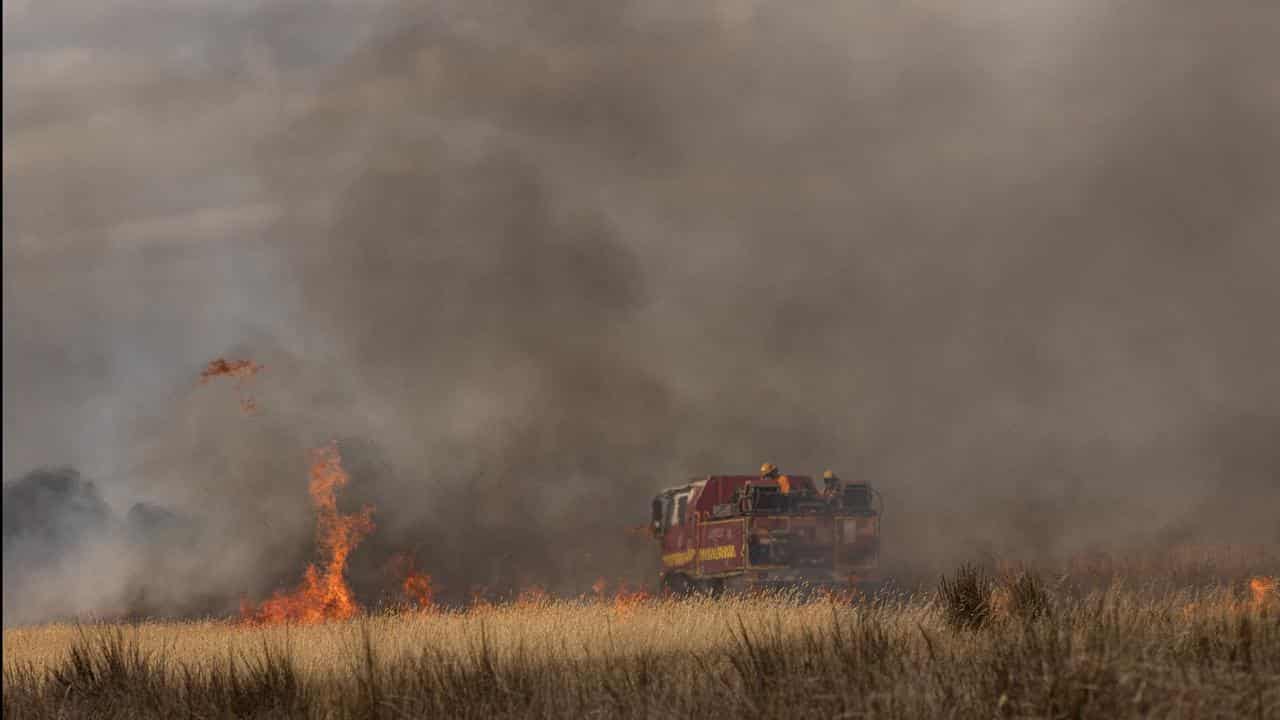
[3,468,110,576]
[5,1,1280,621]
[1,468,209,623]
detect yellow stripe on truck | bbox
[663,544,738,567]
[662,549,695,567]
[699,544,737,562]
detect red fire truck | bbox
[650,473,883,595]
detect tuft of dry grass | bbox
[999,570,1053,623]
[5,582,1280,719]
[939,563,993,630]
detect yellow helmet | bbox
[760,462,779,477]
[823,469,837,481]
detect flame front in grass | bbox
[241,444,374,625]
[404,572,435,609]
[467,587,496,616]
[1250,576,1277,609]
[589,578,651,619]
[388,552,436,610]
[610,582,651,618]
[516,585,552,608]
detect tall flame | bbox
[241,444,374,625]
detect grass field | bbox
[5,571,1279,719]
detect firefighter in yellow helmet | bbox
[820,469,842,501]
[760,462,797,494]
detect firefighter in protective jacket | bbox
[821,470,842,501]
[761,462,798,494]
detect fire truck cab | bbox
[650,474,882,595]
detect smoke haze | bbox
[5,0,1280,624]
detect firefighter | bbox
[821,470,842,501]
[761,462,797,495]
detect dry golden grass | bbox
[7,596,886,680]
[5,578,1279,719]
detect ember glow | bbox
[516,585,552,608]
[199,357,264,414]
[1249,576,1277,609]
[199,357,262,381]
[589,577,652,618]
[610,583,651,618]
[240,444,374,625]
[388,552,436,610]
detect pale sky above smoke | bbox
[5,1,1280,620]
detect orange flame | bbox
[589,578,651,618]
[467,587,496,616]
[1249,576,1277,609]
[388,552,436,610]
[200,357,262,382]
[516,585,552,608]
[200,357,264,415]
[404,573,435,609]
[610,581,651,618]
[241,444,374,625]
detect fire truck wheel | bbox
[660,573,692,598]
[696,578,725,598]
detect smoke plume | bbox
[4,0,1279,622]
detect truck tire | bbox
[698,578,725,598]
[660,573,692,598]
